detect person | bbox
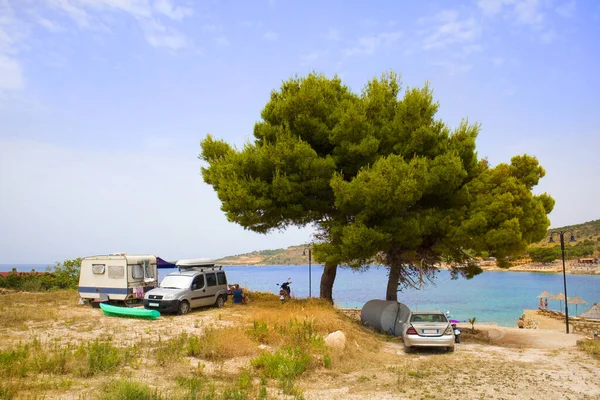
[544,298,548,310]
[517,317,525,329]
[539,298,544,310]
[232,284,244,304]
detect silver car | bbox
[402,311,455,353]
[143,268,228,315]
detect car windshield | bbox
[160,275,192,289]
[410,313,448,323]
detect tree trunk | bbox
[386,264,401,301]
[319,262,338,303]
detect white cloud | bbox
[38,18,65,33]
[430,60,472,75]
[215,36,229,46]
[46,0,193,49]
[300,50,327,66]
[420,10,481,50]
[263,30,278,41]
[491,56,505,67]
[556,0,576,18]
[0,0,23,92]
[324,27,341,41]
[463,44,483,54]
[345,31,403,56]
[514,0,544,25]
[153,0,193,21]
[477,0,514,16]
[145,28,187,50]
[0,54,23,91]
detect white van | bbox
[78,254,158,302]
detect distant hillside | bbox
[217,219,600,265]
[216,245,311,266]
[533,218,600,247]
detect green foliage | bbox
[200,72,554,300]
[155,334,186,366]
[528,242,595,262]
[0,258,81,291]
[468,317,476,333]
[82,340,121,377]
[247,320,269,343]
[528,246,561,263]
[251,347,310,381]
[100,379,163,400]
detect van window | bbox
[192,275,204,289]
[206,273,217,287]
[132,265,144,279]
[108,266,124,279]
[217,272,227,285]
[92,264,105,274]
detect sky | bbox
[0,0,599,264]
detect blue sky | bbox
[0,0,598,263]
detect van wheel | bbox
[215,295,225,308]
[178,300,190,315]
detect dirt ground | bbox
[1,293,599,400]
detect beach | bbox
[0,290,598,399]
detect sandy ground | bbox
[1,295,598,400]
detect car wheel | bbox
[215,295,225,308]
[447,346,455,353]
[178,300,190,315]
[403,344,413,354]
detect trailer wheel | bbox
[178,300,190,315]
[215,295,225,308]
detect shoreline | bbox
[217,263,600,275]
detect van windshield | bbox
[160,275,192,289]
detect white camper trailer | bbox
[78,254,158,302]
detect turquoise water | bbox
[217,265,600,327]
[3,264,599,327]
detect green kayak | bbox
[99,303,160,320]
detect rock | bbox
[324,330,346,350]
[258,344,272,351]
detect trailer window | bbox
[92,264,105,274]
[217,272,226,285]
[206,273,217,287]
[132,265,144,279]
[108,265,124,279]
[145,264,154,279]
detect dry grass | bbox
[1,290,599,400]
[0,291,78,330]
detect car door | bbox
[190,274,205,309]
[200,272,218,306]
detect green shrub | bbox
[247,321,269,343]
[81,340,121,376]
[100,379,162,400]
[0,258,81,291]
[186,327,221,360]
[0,344,30,377]
[251,347,309,381]
[155,334,186,366]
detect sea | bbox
[2,264,599,327]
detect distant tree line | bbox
[0,258,81,291]
[527,243,596,263]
